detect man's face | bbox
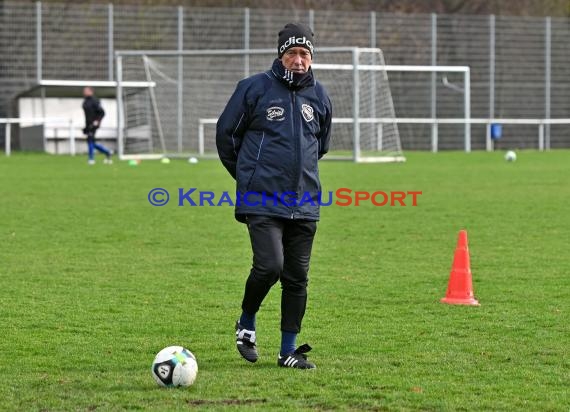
[83,87,93,97]
[281,47,312,73]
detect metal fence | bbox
[1,2,569,150]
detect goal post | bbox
[115,47,470,162]
[311,56,471,161]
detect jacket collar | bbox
[271,58,315,90]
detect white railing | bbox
[363,118,570,151]
[1,118,75,156]
[6,116,568,157]
[198,118,217,156]
[1,118,118,156]
[198,117,570,156]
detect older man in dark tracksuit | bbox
[216,22,332,369]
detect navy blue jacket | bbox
[216,59,332,223]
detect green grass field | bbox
[1,151,569,411]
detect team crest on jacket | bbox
[266,106,285,121]
[301,104,314,122]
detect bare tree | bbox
[12,0,570,16]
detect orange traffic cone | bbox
[441,230,480,306]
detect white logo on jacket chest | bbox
[301,104,314,122]
[266,106,285,121]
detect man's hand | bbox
[93,120,99,127]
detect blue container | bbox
[491,123,502,139]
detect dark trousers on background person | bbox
[85,127,111,160]
[241,215,317,333]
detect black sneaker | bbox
[235,321,258,363]
[277,343,316,369]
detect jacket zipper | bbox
[291,90,301,219]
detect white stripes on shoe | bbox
[279,355,299,367]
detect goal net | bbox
[116,47,407,162]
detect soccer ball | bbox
[188,157,199,164]
[160,157,171,164]
[151,346,198,387]
[504,150,517,162]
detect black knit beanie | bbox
[277,22,315,58]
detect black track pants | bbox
[241,215,317,333]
